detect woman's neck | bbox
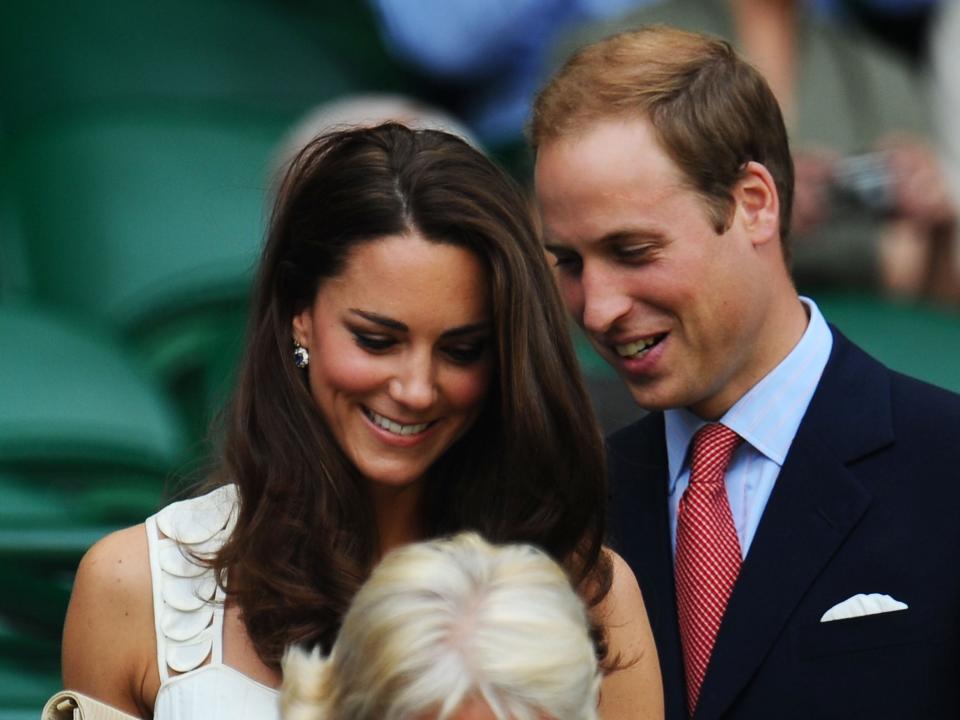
[370,480,425,558]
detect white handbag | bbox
[41,691,139,720]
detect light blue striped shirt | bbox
[665,297,833,558]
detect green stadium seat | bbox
[0,653,59,719]
[0,303,186,473]
[0,661,59,718]
[0,301,185,539]
[0,0,360,133]
[811,291,960,393]
[4,111,287,438]
[7,113,280,332]
[0,172,32,301]
[0,471,130,555]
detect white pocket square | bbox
[820,593,908,622]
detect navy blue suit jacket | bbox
[607,329,960,719]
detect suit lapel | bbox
[694,330,895,720]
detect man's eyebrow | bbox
[600,229,663,244]
[349,310,490,338]
[544,229,663,253]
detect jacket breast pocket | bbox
[794,608,929,660]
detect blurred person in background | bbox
[814,0,940,63]
[558,0,960,302]
[59,123,663,719]
[269,93,482,186]
[932,0,960,282]
[281,532,602,720]
[367,0,660,166]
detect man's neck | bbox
[690,290,809,421]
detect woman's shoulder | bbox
[71,524,152,599]
[67,524,154,641]
[63,524,157,716]
[61,485,240,715]
[596,547,645,621]
[593,546,665,720]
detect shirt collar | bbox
[664,297,833,492]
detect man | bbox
[531,26,960,720]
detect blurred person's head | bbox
[532,27,803,419]
[271,93,479,192]
[281,532,601,720]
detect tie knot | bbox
[689,423,742,485]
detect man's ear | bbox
[291,307,313,347]
[734,161,780,247]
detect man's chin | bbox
[623,377,680,413]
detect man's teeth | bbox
[367,409,430,436]
[615,336,660,357]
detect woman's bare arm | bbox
[595,549,665,720]
[62,524,158,718]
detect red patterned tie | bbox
[675,423,744,714]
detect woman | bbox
[61,123,663,719]
[282,532,601,720]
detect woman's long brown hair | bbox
[206,123,610,666]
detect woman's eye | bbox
[353,333,395,352]
[550,252,582,272]
[444,342,487,365]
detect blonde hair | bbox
[530,25,794,246]
[281,532,601,720]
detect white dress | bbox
[145,485,280,719]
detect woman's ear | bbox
[291,307,313,347]
[734,161,781,247]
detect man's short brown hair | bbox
[530,25,795,246]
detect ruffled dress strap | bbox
[145,485,238,683]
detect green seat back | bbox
[6,112,283,438]
[0,0,359,131]
[9,113,284,331]
[0,303,186,469]
[813,292,960,393]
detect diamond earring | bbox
[293,341,310,368]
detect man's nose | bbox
[581,262,632,335]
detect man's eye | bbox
[617,245,653,263]
[353,333,395,351]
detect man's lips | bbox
[613,333,667,358]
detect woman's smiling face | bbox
[292,231,493,489]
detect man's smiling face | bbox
[535,117,775,420]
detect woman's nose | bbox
[388,352,437,411]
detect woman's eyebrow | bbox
[349,309,407,331]
[441,322,491,339]
[349,310,490,338]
